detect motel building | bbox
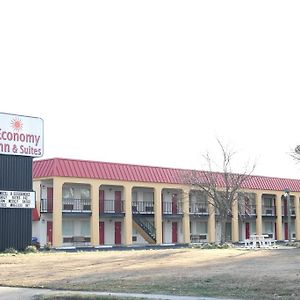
[31,158,300,248]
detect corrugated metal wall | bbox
[0,154,33,251]
[0,155,32,190]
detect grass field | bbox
[0,247,299,299]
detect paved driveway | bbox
[0,286,233,300]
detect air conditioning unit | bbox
[199,234,207,240]
[265,209,273,215]
[63,204,74,210]
[83,204,91,211]
[292,233,296,239]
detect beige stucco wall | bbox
[33,176,300,247]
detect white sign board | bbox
[0,112,44,157]
[0,190,35,209]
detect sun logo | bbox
[11,118,23,131]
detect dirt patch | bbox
[0,248,299,299]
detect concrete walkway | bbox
[0,286,234,300]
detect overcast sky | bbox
[1,1,300,180]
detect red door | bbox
[172,194,177,214]
[115,191,122,213]
[99,222,105,245]
[245,222,250,239]
[284,223,288,240]
[47,187,53,212]
[115,222,122,245]
[47,221,53,244]
[99,190,104,213]
[172,222,178,243]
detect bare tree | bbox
[184,139,255,244]
[291,145,300,162]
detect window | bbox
[264,222,273,233]
[144,192,153,202]
[63,187,74,199]
[81,220,90,236]
[196,222,207,233]
[81,188,90,199]
[63,185,90,200]
[132,191,137,202]
[62,220,74,236]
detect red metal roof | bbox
[33,158,300,192]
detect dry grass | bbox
[0,248,299,299]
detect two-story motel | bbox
[32,158,300,248]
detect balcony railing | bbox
[100,199,124,214]
[189,203,208,215]
[40,198,53,213]
[262,205,275,216]
[240,205,256,216]
[62,198,91,212]
[162,201,183,214]
[132,201,154,214]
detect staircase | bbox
[132,215,156,244]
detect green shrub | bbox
[191,242,234,249]
[4,247,18,254]
[43,242,52,251]
[285,241,300,248]
[218,242,234,249]
[25,245,38,253]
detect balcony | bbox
[262,205,275,216]
[132,201,154,214]
[62,198,91,213]
[40,198,53,213]
[100,199,124,214]
[240,205,256,216]
[189,203,208,215]
[162,201,183,214]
